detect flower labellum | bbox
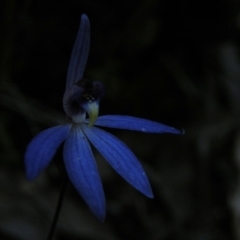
[25,14,184,221]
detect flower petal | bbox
[94,115,183,134]
[63,124,105,221]
[25,124,70,180]
[83,125,153,198]
[66,14,90,89]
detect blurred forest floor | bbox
[1,0,240,239]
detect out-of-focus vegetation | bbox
[1,0,240,239]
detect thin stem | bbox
[47,176,68,240]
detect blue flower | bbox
[25,14,183,221]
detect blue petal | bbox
[66,14,90,89]
[94,115,183,134]
[24,124,70,180]
[63,124,105,221]
[83,125,153,198]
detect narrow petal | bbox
[66,14,90,89]
[93,115,183,134]
[83,125,153,198]
[24,125,70,180]
[63,124,105,221]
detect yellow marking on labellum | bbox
[86,102,99,127]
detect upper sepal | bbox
[66,14,90,89]
[24,124,70,180]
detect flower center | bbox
[63,79,104,124]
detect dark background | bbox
[1,0,240,239]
